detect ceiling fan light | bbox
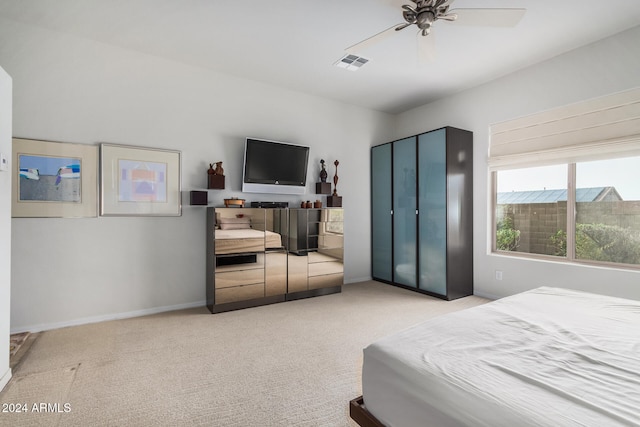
[416,11,436,28]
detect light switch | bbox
[0,153,7,171]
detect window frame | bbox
[491,161,640,271]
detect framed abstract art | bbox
[100,143,181,216]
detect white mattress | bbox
[362,287,640,427]
[215,229,282,254]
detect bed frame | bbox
[349,396,386,427]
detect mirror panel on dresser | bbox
[207,207,343,313]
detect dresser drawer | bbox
[308,273,343,290]
[216,269,264,289]
[308,261,343,277]
[215,283,264,304]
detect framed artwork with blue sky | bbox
[12,138,98,217]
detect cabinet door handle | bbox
[416,210,419,215]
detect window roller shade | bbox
[489,87,640,170]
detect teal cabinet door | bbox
[393,137,417,288]
[371,127,473,300]
[418,129,447,296]
[371,143,392,281]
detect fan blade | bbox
[448,8,526,27]
[417,31,436,65]
[345,24,404,54]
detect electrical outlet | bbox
[495,270,503,281]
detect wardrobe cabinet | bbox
[371,126,473,300]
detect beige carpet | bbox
[9,332,30,357]
[0,281,488,427]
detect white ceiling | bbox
[1,0,640,114]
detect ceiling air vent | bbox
[334,54,369,71]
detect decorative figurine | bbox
[332,159,339,196]
[319,159,328,183]
[208,162,225,189]
[214,161,224,176]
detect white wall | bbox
[3,18,639,334]
[0,65,12,391]
[394,25,640,301]
[0,20,395,332]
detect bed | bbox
[350,287,640,427]
[214,215,283,255]
[214,229,282,254]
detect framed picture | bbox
[100,143,182,216]
[12,138,98,218]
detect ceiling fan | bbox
[345,0,526,56]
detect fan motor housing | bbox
[416,11,436,29]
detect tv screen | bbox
[242,138,310,195]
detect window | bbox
[493,156,640,268]
[574,157,640,265]
[495,165,567,257]
[323,208,343,234]
[489,87,640,269]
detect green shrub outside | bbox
[551,224,640,264]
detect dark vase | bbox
[320,160,328,183]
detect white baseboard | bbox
[10,300,207,334]
[473,290,500,301]
[0,367,11,392]
[9,280,404,334]
[344,276,373,284]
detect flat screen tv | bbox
[242,138,310,195]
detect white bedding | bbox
[362,287,640,427]
[214,229,282,254]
